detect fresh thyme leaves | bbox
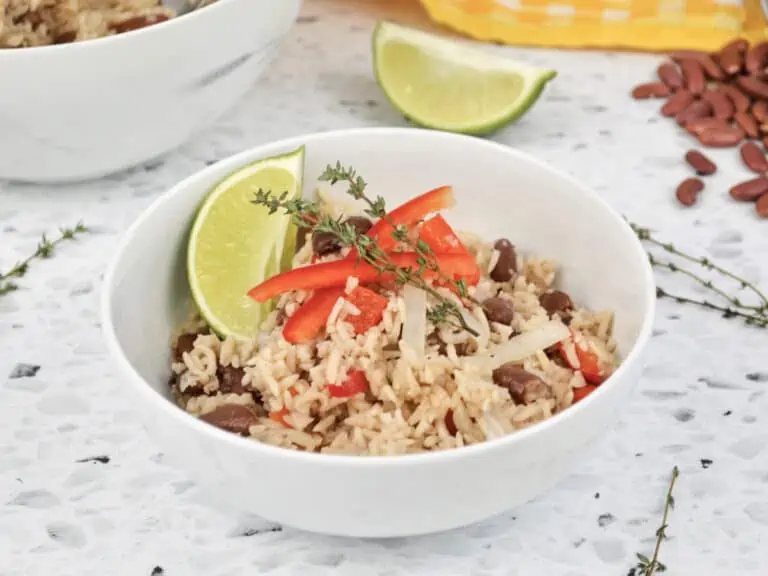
[629,466,680,576]
[0,222,88,297]
[631,223,768,327]
[252,163,479,336]
[318,163,475,302]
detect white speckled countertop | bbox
[2,1,768,574]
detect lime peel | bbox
[373,21,556,136]
[187,146,305,340]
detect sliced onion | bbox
[468,320,570,371]
[402,285,427,360]
[481,412,506,440]
[460,306,489,352]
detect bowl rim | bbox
[101,126,656,468]
[0,0,237,57]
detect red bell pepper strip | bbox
[248,252,478,303]
[326,370,369,398]
[282,288,345,344]
[419,214,467,254]
[418,214,480,286]
[282,286,389,344]
[348,185,455,258]
[572,384,597,403]
[344,286,389,335]
[558,331,607,385]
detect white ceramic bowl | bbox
[0,0,301,183]
[102,128,655,538]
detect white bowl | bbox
[102,127,655,537]
[0,0,301,183]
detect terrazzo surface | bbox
[1,1,767,574]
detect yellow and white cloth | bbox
[417,0,768,51]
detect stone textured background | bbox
[2,1,767,574]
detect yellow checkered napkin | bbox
[417,0,767,51]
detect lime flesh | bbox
[373,21,556,135]
[187,147,304,340]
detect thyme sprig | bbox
[253,164,479,335]
[629,466,680,576]
[631,223,768,327]
[318,163,478,305]
[656,287,768,327]
[0,222,88,296]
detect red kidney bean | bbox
[718,39,748,76]
[679,59,707,94]
[631,82,672,99]
[669,50,725,80]
[737,75,768,100]
[685,150,717,175]
[661,90,695,116]
[756,193,768,218]
[676,178,704,206]
[740,142,768,173]
[676,99,713,126]
[720,84,751,113]
[734,111,760,139]
[746,41,768,75]
[701,89,734,120]
[730,177,768,201]
[657,62,684,90]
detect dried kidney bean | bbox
[718,39,747,76]
[679,59,707,94]
[657,63,684,90]
[734,112,760,139]
[696,125,745,147]
[661,91,695,117]
[730,178,768,201]
[676,100,713,126]
[740,142,768,174]
[756,193,768,218]
[676,178,704,206]
[753,101,768,124]
[685,118,728,137]
[720,85,751,113]
[670,51,725,80]
[631,83,671,99]
[746,42,768,75]
[736,76,768,100]
[685,150,717,175]
[701,89,734,121]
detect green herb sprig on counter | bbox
[0,222,88,296]
[629,466,680,576]
[252,163,479,336]
[631,223,768,328]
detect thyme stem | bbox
[656,287,768,327]
[630,466,680,576]
[631,223,768,313]
[649,256,765,314]
[0,222,88,296]
[630,222,768,327]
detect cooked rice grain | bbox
[170,233,620,456]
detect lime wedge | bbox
[187,146,305,340]
[373,21,556,136]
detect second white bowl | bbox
[0,0,301,182]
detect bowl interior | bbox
[105,128,653,427]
